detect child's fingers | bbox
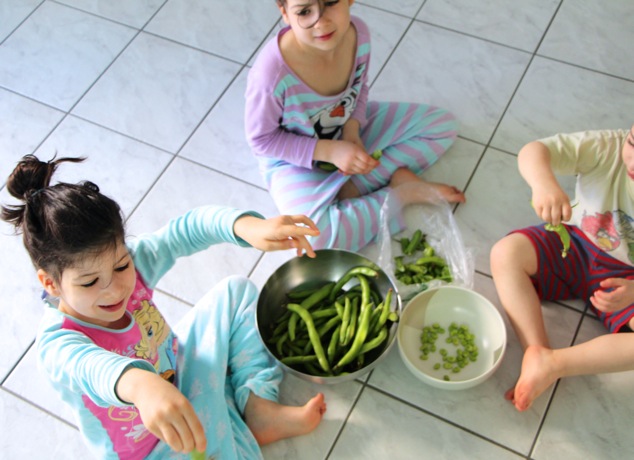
[291,236,317,258]
[186,412,207,454]
[160,424,184,453]
[286,214,320,233]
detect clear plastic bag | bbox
[376,182,475,301]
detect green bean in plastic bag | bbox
[376,182,474,301]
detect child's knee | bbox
[490,234,530,274]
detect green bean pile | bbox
[394,229,452,285]
[419,322,478,381]
[267,266,398,377]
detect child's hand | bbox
[531,186,572,226]
[234,215,320,257]
[117,369,207,454]
[332,140,378,176]
[590,278,634,313]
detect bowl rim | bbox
[396,285,507,389]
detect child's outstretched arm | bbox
[116,367,207,455]
[233,214,320,258]
[518,140,572,226]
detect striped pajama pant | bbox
[260,101,458,252]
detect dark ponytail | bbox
[1,155,125,281]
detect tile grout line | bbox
[362,381,530,458]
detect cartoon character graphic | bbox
[311,91,358,139]
[613,210,634,263]
[310,63,365,139]
[581,211,620,252]
[581,210,634,262]
[133,300,178,382]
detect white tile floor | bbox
[1,0,633,458]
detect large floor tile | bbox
[0,389,92,459]
[73,32,241,153]
[55,0,165,29]
[0,1,135,111]
[352,4,411,85]
[125,157,277,304]
[491,57,634,154]
[0,0,41,42]
[179,69,263,188]
[145,0,279,64]
[532,316,634,459]
[368,273,583,455]
[371,22,531,144]
[0,217,45,381]
[418,0,559,52]
[328,385,523,459]
[3,345,76,425]
[32,116,173,217]
[358,0,424,18]
[421,137,485,193]
[0,89,64,181]
[538,0,634,81]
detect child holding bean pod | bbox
[2,155,327,459]
[490,125,634,412]
[245,0,465,252]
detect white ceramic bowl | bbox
[397,286,506,390]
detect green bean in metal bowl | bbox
[256,249,402,384]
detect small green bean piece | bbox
[287,303,331,373]
[405,229,423,255]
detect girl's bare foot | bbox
[244,393,327,446]
[389,168,466,205]
[505,345,559,411]
[337,179,361,200]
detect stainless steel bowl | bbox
[256,249,401,384]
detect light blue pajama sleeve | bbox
[128,206,262,288]
[36,312,156,408]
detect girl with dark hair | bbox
[2,155,326,459]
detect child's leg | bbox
[352,101,463,203]
[490,233,549,349]
[490,232,552,411]
[263,159,399,250]
[223,277,326,444]
[491,228,634,411]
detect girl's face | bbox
[38,242,136,329]
[280,0,354,52]
[623,124,634,180]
